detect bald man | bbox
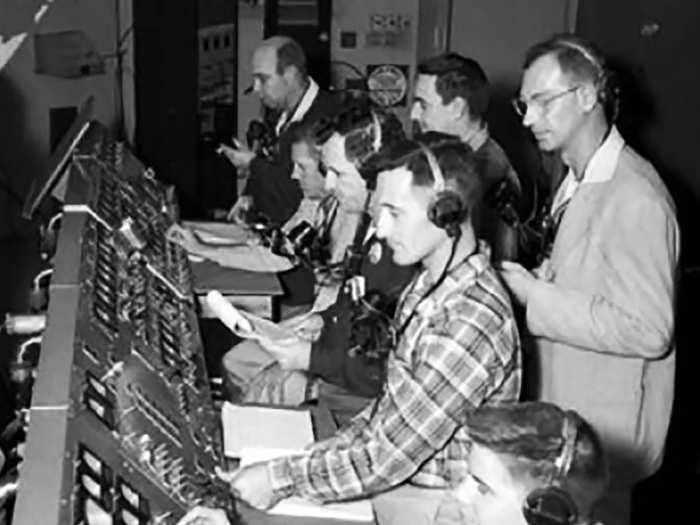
[221,36,336,226]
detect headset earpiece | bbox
[523,487,578,525]
[417,143,466,238]
[522,411,579,525]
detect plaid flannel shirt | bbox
[266,243,521,502]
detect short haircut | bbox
[313,100,406,183]
[373,131,484,217]
[287,120,318,154]
[417,53,491,120]
[465,402,609,519]
[276,38,307,80]
[523,33,619,121]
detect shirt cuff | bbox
[266,455,305,499]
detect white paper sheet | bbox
[221,403,314,458]
[182,221,252,245]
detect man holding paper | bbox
[220,137,522,525]
[221,104,414,425]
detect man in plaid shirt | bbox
[226,135,522,525]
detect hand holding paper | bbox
[278,312,324,341]
[205,291,295,343]
[259,334,312,371]
[205,291,254,336]
[166,223,201,252]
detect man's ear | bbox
[448,96,469,118]
[282,65,298,84]
[577,82,599,112]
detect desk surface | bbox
[238,504,373,525]
[192,259,283,296]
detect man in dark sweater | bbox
[412,53,522,262]
[219,36,336,226]
[219,36,336,305]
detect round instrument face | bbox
[367,64,408,107]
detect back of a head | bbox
[417,53,491,120]
[524,33,620,123]
[466,401,609,521]
[262,35,308,81]
[287,120,318,152]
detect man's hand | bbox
[259,334,312,371]
[176,506,231,525]
[226,195,253,223]
[497,261,538,306]
[279,313,324,341]
[217,140,256,170]
[219,463,279,511]
[166,224,201,253]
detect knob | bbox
[640,21,660,37]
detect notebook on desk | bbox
[191,260,283,296]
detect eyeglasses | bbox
[512,86,580,118]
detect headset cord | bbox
[369,231,478,420]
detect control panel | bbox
[12,122,236,525]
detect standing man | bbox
[411,53,521,262]
[225,137,521,525]
[499,34,679,525]
[220,36,336,225]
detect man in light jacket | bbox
[499,34,679,525]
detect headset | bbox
[522,411,580,525]
[417,143,466,238]
[343,109,384,165]
[553,35,619,123]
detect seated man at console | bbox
[221,104,413,426]
[454,401,609,525]
[226,137,521,525]
[179,136,521,525]
[168,120,341,306]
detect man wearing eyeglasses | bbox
[498,34,679,525]
[411,53,522,262]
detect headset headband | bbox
[370,111,382,153]
[557,39,603,80]
[552,412,578,483]
[417,143,445,192]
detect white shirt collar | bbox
[552,126,625,211]
[364,224,376,244]
[275,77,319,135]
[578,125,625,184]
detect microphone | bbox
[205,291,254,335]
